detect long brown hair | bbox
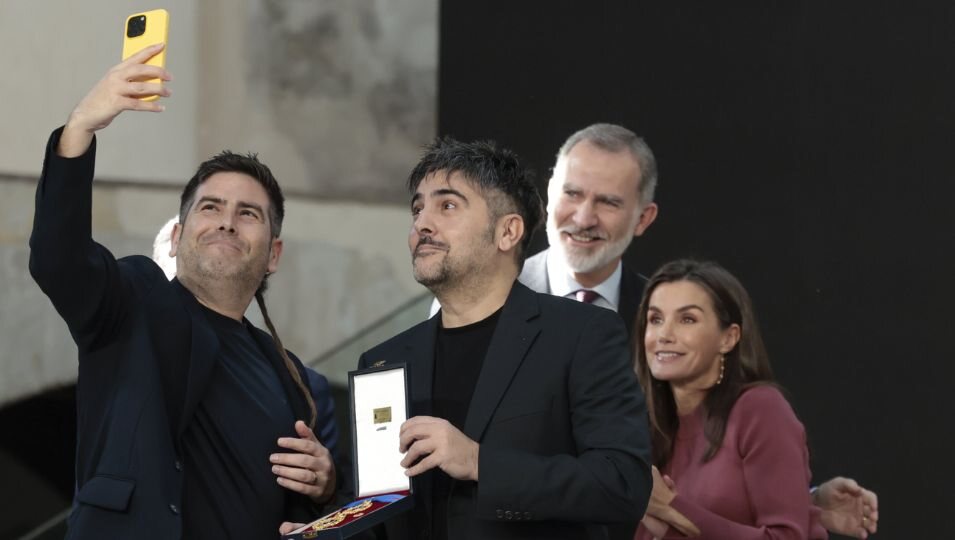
[634,259,776,467]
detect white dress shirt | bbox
[544,250,621,312]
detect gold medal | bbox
[308,510,347,531]
[342,499,374,516]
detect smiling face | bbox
[644,280,740,391]
[546,141,657,283]
[408,170,498,293]
[170,172,282,292]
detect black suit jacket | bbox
[518,248,647,340]
[29,128,338,539]
[519,249,649,540]
[358,282,652,540]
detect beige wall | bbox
[197,0,436,201]
[0,1,437,405]
[0,1,200,183]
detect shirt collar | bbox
[545,249,622,311]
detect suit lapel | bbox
[402,316,439,525]
[172,280,221,440]
[463,283,541,442]
[405,315,438,419]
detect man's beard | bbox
[411,225,496,294]
[412,235,457,294]
[413,254,452,291]
[545,220,634,275]
[178,243,267,293]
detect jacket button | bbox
[169,503,180,514]
[496,509,504,519]
[174,459,182,471]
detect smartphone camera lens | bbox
[127,15,147,38]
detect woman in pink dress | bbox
[633,260,828,540]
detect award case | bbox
[283,363,413,539]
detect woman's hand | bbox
[645,466,701,537]
[641,513,670,539]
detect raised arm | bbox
[29,45,172,351]
[59,43,171,157]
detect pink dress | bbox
[635,385,828,539]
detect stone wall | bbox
[0,0,437,405]
[0,174,427,406]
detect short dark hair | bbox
[634,259,778,467]
[179,151,285,238]
[177,152,316,427]
[407,137,544,263]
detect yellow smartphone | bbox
[122,9,169,101]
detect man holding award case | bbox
[283,364,414,539]
[286,137,652,540]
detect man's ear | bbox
[169,223,182,257]
[497,214,525,254]
[267,238,284,274]
[633,202,659,237]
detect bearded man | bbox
[30,44,340,539]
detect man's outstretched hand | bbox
[814,476,878,538]
[59,42,172,157]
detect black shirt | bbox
[431,308,501,540]
[181,306,296,540]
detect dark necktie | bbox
[575,289,599,304]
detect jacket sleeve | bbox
[307,367,340,457]
[476,308,653,523]
[664,387,823,540]
[29,127,150,353]
[306,365,358,507]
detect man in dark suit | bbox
[30,44,340,539]
[519,123,659,339]
[359,137,652,539]
[523,123,879,539]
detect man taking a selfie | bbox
[30,44,340,539]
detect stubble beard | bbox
[412,226,496,296]
[413,254,453,294]
[178,243,268,295]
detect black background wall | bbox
[439,2,954,537]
